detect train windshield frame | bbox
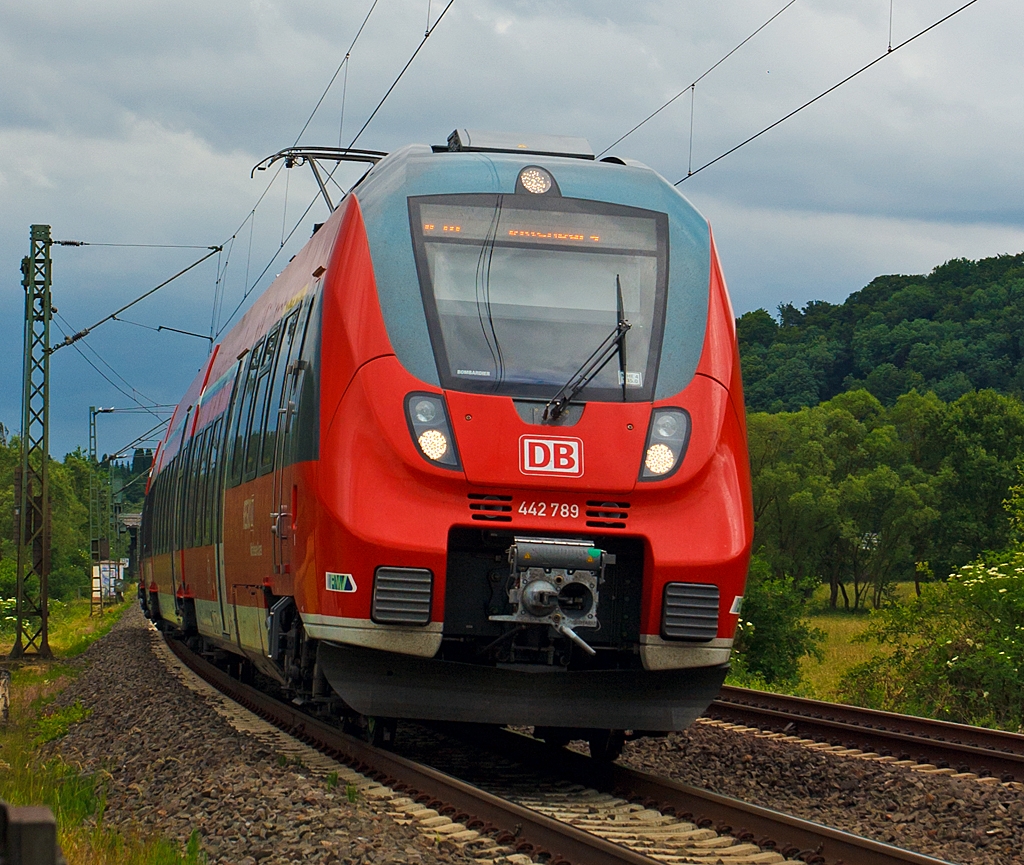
[408,193,669,402]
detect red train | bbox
[140,130,752,755]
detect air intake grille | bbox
[586,500,630,529]
[468,493,512,522]
[372,567,433,625]
[662,582,719,641]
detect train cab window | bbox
[409,194,668,402]
[244,324,282,482]
[228,342,263,487]
[260,310,300,475]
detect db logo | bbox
[520,436,584,477]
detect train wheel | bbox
[588,729,625,762]
[365,717,398,749]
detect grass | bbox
[0,586,207,864]
[0,594,134,658]
[792,582,919,701]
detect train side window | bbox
[176,450,188,551]
[228,345,262,488]
[159,471,169,555]
[151,475,161,556]
[158,473,167,556]
[206,417,223,546]
[280,295,318,468]
[182,441,197,549]
[260,311,299,475]
[169,454,180,551]
[161,460,170,554]
[244,324,281,483]
[193,428,211,548]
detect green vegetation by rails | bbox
[0,596,207,863]
[841,558,1024,731]
[0,596,134,657]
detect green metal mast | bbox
[12,225,53,659]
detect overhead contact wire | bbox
[346,0,458,149]
[676,0,982,184]
[52,318,164,417]
[597,0,798,157]
[50,246,221,353]
[295,0,381,147]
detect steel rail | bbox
[459,726,956,865]
[164,634,956,865]
[163,636,656,865]
[711,686,1024,782]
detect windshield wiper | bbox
[544,276,631,421]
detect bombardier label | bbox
[519,435,584,477]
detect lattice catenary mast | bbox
[12,225,53,659]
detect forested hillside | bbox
[738,252,1024,412]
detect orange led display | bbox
[422,223,463,233]
[506,229,601,243]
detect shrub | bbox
[730,555,824,686]
[840,556,1024,730]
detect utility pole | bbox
[12,225,53,659]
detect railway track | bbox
[163,634,955,865]
[709,686,1024,784]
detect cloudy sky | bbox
[2,0,1022,458]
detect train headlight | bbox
[417,429,448,461]
[405,393,461,469]
[519,167,552,194]
[644,443,676,475]
[639,408,690,481]
[515,165,560,196]
[413,399,437,424]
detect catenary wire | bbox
[52,241,215,249]
[212,1,382,336]
[55,312,162,406]
[110,418,173,459]
[346,0,458,149]
[597,0,798,158]
[293,0,381,147]
[52,317,165,417]
[50,246,221,353]
[215,188,324,338]
[676,0,981,184]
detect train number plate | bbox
[518,501,580,519]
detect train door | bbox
[269,307,305,581]
[168,406,193,623]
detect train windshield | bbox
[409,194,669,401]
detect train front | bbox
[310,133,753,740]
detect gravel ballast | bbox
[46,606,487,865]
[46,605,1024,864]
[622,723,1024,865]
